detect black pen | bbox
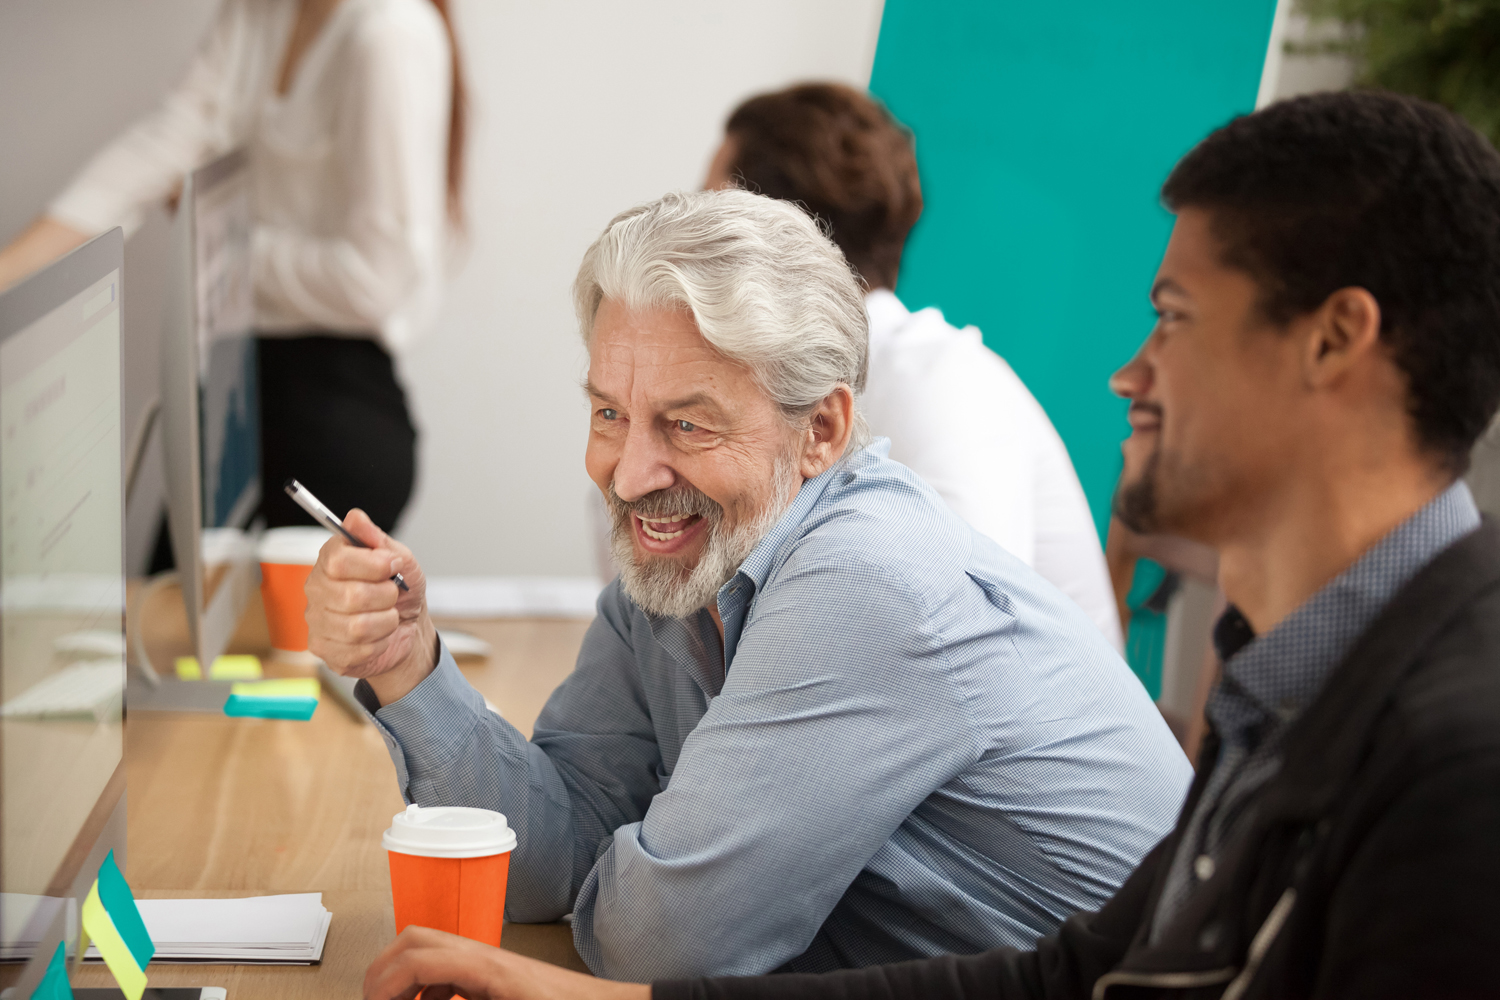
[284,478,409,591]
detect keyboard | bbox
[1,661,124,722]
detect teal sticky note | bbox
[222,694,318,720]
[35,940,73,1000]
[96,849,155,970]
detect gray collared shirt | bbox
[361,441,1192,979]
[1151,480,1482,940]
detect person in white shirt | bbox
[0,0,462,535]
[704,83,1122,649]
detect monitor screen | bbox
[0,254,124,962]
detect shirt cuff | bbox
[358,643,486,802]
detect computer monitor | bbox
[0,230,128,997]
[159,149,260,676]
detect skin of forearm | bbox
[0,216,89,292]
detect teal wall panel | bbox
[870,2,1277,537]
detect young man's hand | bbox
[364,926,650,1000]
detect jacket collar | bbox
[1259,516,1500,819]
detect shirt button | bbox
[1194,854,1216,881]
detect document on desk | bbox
[84,893,331,964]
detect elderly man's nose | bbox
[1109,348,1152,400]
[612,427,676,501]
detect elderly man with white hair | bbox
[306,189,1191,981]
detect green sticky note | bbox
[96,850,154,971]
[35,940,73,1000]
[176,655,263,680]
[223,695,318,720]
[229,678,319,700]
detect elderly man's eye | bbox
[676,420,698,433]
[600,408,618,420]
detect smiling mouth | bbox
[1127,402,1163,433]
[636,513,703,541]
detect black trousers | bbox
[147,335,416,573]
[257,335,417,531]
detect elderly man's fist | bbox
[305,508,437,705]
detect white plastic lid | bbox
[256,527,333,566]
[381,804,517,858]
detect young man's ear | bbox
[1302,286,1382,387]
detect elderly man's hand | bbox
[364,926,649,1000]
[305,508,436,705]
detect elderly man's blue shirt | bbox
[363,441,1191,979]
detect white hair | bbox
[574,188,871,450]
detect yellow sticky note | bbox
[229,678,319,700]
[174,655,263,681]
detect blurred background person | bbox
[0,0,464,541]
[705,83,1121,650]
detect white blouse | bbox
[49,0,452,353]
[861,290,1124,651]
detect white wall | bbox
[0,0,884,579]
[401,0,884,576]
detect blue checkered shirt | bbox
[363,441,1192,980]
[1151,480,1481,940]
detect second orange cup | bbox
[257,527,333,658]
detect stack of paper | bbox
[0,893,65,961]
[86,893,331,964]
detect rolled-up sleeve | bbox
[363,585,664,924]
[570,556,980,980]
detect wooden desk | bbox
[70,584,594,998]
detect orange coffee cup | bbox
[257,527,333,657]
[383,804,517,948]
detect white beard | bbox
[608,454,799,619]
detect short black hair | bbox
[726,84,922,291]
[1163,91,1500,471]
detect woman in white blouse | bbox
[0,0,462,534]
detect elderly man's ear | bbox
[799,384,856,479]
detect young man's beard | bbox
[606,454,799,619]
[1113,446,1162,535]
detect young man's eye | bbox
[677,420,697,432]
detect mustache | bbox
[606,482,723,522]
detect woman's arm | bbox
[46,0,248,240]
[0,217,88,292]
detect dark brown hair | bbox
[427,0,467,226]
[1163,91,1500,470]
[724,83,922,290]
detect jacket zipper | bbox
[1090,888,1298,1000]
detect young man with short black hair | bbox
[365,91,1500,1000]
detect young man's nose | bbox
[1109,349,1152,400]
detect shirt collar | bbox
[1209,479,1481,744]
[641,443,881,689]
[714,448,864,668]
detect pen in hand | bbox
[283,478,409,592]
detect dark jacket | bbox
[659,521,1500,1000]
